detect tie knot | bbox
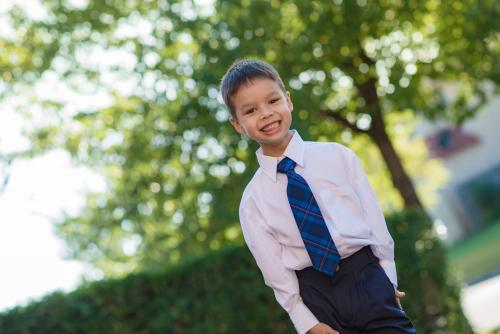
[277,157,296,174]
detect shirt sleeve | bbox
[348,149,398,287]
[239,197,319,334]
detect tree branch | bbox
[317,107,369,134]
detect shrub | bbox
[386,208,472,333]
[0,209,471,333]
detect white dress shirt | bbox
[239,130,397,334]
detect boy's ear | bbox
[286,91,294,111]
[230,116,245,134]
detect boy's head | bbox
[220,59,294,157]
[220,59,287,118]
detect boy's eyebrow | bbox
[238,90,281,110]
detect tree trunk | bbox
[368,107,424,210]
[355,74,425,211]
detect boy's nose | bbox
[261,107,274,119]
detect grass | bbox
[447,220,500,284]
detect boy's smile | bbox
[230,77,294,157]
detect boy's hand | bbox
[307,322,340,334]
[395,289,406,308]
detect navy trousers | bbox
[295,247,416,334]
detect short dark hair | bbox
[220,59,287,117]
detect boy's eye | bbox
[270,98,280,104]
[246,108,256,114]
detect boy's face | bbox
[229,77,294,157]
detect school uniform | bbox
[239,130,415,334]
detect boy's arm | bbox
[348,149,398,287]
[240,198,319,334]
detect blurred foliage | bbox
[0,209,471,334]
[0,0,498,278]
[0,246,293,334]
[349,110,449,213]
[387,208,471,333]
[470,182,500,226]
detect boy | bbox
[220,59,415,334]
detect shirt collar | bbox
[255,130,305,182]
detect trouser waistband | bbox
[296,246,378,280]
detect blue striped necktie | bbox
[277,157,340,276]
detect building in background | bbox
[417,95,500,243]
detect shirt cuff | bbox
[379,259,398,288]
[289,300,319,334]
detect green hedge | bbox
[386,208,472,333]
[0,209,471,333]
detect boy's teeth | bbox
[263,122,278,131]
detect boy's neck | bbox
[261,130,294,157]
